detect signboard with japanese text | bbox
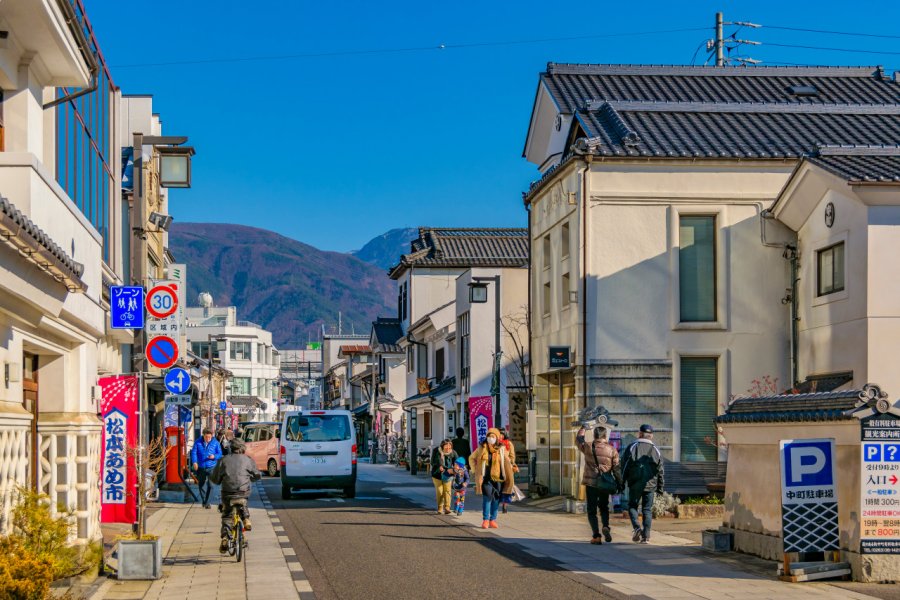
[861,414,900,554]
[99,375,139,523]
[110,286,144,329]
[548,346,571,369]
[468,396,493,452]
[779,438,839,552]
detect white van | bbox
[279,410,357,499]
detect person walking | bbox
[451,427,471,465]
[451,456,469,515]
[498,429,520,514]
[577,426,623,544]
[191,427,223,509]
[430,439,458,514]
[621,424,664,544]
[471,428,514,529]
[209,438,261,553]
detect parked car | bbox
[280,410,357,500]
[242,422,281,477]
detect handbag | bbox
[590,444,619,493]
[512,485,526,502]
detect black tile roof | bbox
[526,64,900,201]
[806,146,900,184]
[389,227,528,279]
[0,195,85,288]
[542,64,898,113]
[715,390,861,424]
[371,317,404,353]
[575,103,900,159]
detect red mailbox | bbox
[165,425,185,484]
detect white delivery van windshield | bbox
[285,414,351,442]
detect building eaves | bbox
[0,196,86,292]
[806,146,900,184]
[339,345,371,356]
[389,228,529,279]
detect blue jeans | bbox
[628,490,655,539]
[482,495,500,521]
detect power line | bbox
[764,25,900,40]
[763,41,900,56]
[110,26,708,69]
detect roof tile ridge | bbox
[546,63,883,78]
[816,144,900,156]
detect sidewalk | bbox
[367,464,876,600]
[94,484,311,600]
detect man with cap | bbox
[210,438,261,553]
[621,424,664,543]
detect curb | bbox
[257,482,317,600]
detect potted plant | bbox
[116,436,166,580]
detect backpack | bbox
[623,442,660,489]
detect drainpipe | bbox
[578,154,592,502]
[525,198,536,484]
[760,209,800,387]
[43,0,99,110]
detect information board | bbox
[860,414,900,554]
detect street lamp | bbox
[155,143,195,188]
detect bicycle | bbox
[225,498,248,562]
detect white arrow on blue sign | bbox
[164,368,191,395]
[219,401,227,410]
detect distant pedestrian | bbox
[191,428,223,509]
[472,427,515,529]
[621,424,664,544]
[451,456,469,515]
[577,426,623,544]
[451,427,471,464]
[498,429,520,514]
[209,439,261,553]
[431,439,458,515]
[217,428,234,456]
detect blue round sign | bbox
[164,367,191,395]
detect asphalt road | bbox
[261,467,610,600]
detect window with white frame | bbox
[561,272,571,307]
[407,344,415,373]
[230,341,252,360]
[679,215,717,322]
[817,242,845,296]
[543,235,551,269]
[543,282,551,316]
[231,377,251,396]
[561,222,570,258]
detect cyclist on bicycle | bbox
[209,438,261,553]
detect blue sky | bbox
[87,1,900,252]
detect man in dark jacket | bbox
[621,424,664,544]
[190,428,223,508]
[210,438,261,553]
[451,427,471,464]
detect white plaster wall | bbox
[795,186,869,385]
[529,164,582,377]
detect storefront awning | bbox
[402,377,455,410]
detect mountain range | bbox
[168,223,416,348]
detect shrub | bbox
[682,495,724,505]
[0,536,54,600]
[652,491,680,517]
[0,486,98,599]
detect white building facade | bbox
[522,63,898,497]
[185,303,280,424]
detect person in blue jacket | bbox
[191,427,223,508]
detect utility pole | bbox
[715,12,724,67]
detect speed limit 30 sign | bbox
[146,284,178,318]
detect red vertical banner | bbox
[469,396,494,453]
[99,374,139,523]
